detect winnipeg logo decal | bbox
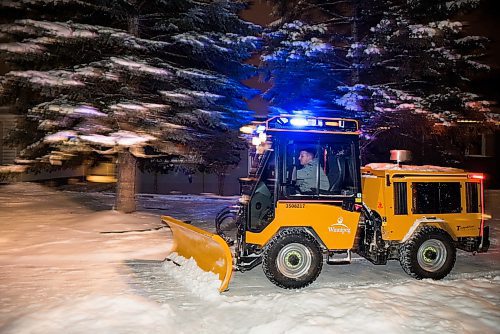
[328,217,351,234]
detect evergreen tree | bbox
[261,1,353,116]
[0,0,261,211]
[264,0,492,164]
[198,131,245,195]
[346,0,493,163]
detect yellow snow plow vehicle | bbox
[161,115,489,291]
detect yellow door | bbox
[246,201,361,250]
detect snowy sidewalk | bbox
[0,183,170,331]
[0,183,499,334]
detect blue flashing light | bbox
[256,125,266,133]
[290,118,308,127]
[268,115,359,132]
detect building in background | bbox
[0,107,18,165]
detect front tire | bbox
[262,228,323,289]
[399,226,456,280]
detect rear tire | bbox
[262,228,323,289]
[399,226,456,280]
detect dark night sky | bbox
[240,0,275,116]
[240,0,275,27]
[463,0,500,114]
[464,0,500,70]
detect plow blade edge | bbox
[161,215,233,292]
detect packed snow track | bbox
[0,183,498,333]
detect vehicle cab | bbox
[237,115,364,263]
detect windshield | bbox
[282,139,360,198]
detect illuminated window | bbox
[465,133,494,157]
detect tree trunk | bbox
[127,15,139,36]
[202,171,205,193]
[153,172,158,194]
[217,171,226,196]
[116,150,136,213]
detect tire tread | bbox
[262,228,323,289]
[399,226,456,280]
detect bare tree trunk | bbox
[127,15,139,36]
[202,171,205,193]
[116,150,136,213]
[217,171,226,196]
[117,3,140,212]
[153,172,158,194]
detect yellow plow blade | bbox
[161,215,234,292]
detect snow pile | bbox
[2,276,499,333]
[222,277,500,333]
[164,253,222,301]
[1,295,176,334]
[364,163,463,172]
[0,183,498,333]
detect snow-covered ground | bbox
[0,182,498,333]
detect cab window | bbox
[412,182,461,214]
[283,140,359,197]
[248,150,275,231]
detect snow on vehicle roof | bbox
[364,163,463,172]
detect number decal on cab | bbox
[285,203,305,209]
